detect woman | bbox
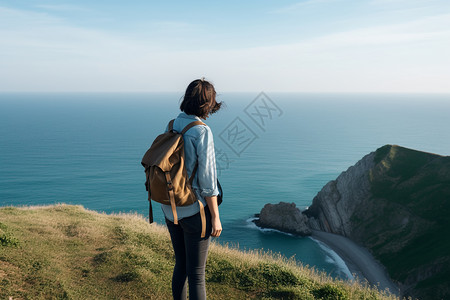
[162,78,222,300]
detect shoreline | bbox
[311,230,400,297]
[250,218,399,296]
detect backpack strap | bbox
[146,171,154,223]
[149,200,153,223]
[198,200,206,238]
[165,171,179,225]
[181,120,205,134]
[168,119,175,131]
[168,119,204,134]
[181,120,205,183]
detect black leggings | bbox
[166,208,212,300]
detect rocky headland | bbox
[257,145,450,300]
[255,202,311,236]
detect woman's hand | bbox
[211,216,222,237]
[205,196,222,237]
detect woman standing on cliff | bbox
[162,78,222,300]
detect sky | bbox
[1,0,450,93]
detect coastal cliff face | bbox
[304,145,450,300]
[305,151,376,236]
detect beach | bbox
[311,230,399,296]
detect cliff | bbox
[304,145,450,300]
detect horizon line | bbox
[1,91,450,95]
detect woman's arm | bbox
[195,126,221,237]
[205,196,222,237]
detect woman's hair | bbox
[180,78,222,119]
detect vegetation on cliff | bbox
[364,145,450,299]
[305,144,450,299]
[0,204,397,299]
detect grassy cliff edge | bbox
[364,145,450,299]
[0,204,397,299]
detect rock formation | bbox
[305,151,376,236]
[255,202,311,236]
[257,145,450,299]
[304,145,450,300]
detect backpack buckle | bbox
[166,175,174,190]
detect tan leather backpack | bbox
[141,119,207,237]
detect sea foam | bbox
[310,238,354,280]
[246,217,295,237]
[247,217,354,280]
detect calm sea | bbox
[1,92,449,279]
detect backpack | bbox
[141,119,207,236]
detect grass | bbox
[0,204,399,300]
[362,145,450,299]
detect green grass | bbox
[0,204,398,300]
[363,145,450,299]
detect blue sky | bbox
[1,0,450,92]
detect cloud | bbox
[272,0,340,14]
[35,4,90,12]
[369,0,437,4]
[151,21,197,30]
[0,6,62,28]
[368,0,450,12]
[302,13,450,47]
[0,6,153,58]
[0,6,449,93]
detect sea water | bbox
[1,92,449,279]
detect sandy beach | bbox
[311,230,400,297]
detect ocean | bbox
[1,92,449,279]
